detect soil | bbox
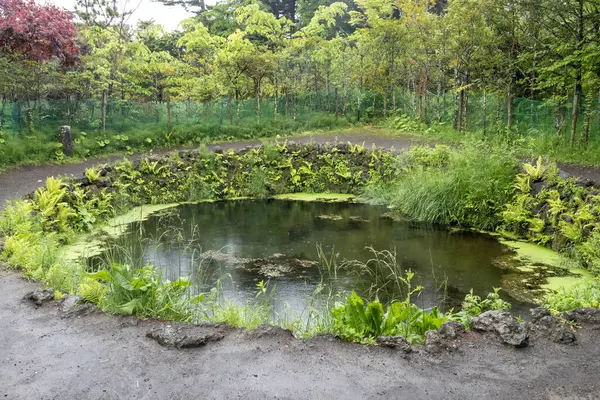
[556,162,600,186]
[2,130,600,399]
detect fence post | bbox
[58,125,73,156]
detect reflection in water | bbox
[97,200,531,316]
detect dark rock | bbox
[550,327,577,344]
[530,307,551,323]
[212,145,223,154]
[530,308,577,345]
[532,181,546,196]
[147,324,226,349]
[576,178,595,188]
[470,311,530,347]
[376,336,412,352]
[0,238,4,253]
[439,320,465,339]
[59,295,82,313]
[73,177,89,186]
[312,333,339,342]
[62,303,102,318]
[558,308,600,325]
[245,325,294,340]
[424,330,458,353]
[99,168,108,177]
[25,288,55,307]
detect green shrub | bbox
[89,264,203,321]
[363,144,518,230]
[545,280,600,312]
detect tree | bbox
[0,0,78,65]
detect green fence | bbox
[0,90,598,143]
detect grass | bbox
[383,114,600,167]
[362,143,519,231]
[0,111,357,171]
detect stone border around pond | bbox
[22,286,598,352]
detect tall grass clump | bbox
[363,144,519,230]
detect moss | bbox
[496,239,593,303]
[272,193,355,202]
[541,270,594,292]
[499,239,564,271]
[61,204,179,263]
[102,204,179,237]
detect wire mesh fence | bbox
[0,90,597,142]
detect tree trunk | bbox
[570,82,580,146]
[457,89,464,132]
[335,87,339,121]
[285,92,289,119]
[0,94,5,132]
[482,91,487,135]
[274,78,278,120]
[507,82,514,131]
[58,125,73,156]
[584,109,591,145]
[255,79,261,123]
[463,91,468,131]
[570,0,584,146]
[228,93,233,124]
[166,90,172,135]
[383,90,387,119]
[101,90,107,132]
[556,103,566,137]
[26,98,34,134]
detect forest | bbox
[0,0,599,163]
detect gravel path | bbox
[1,129,600,399]
[1,270,600,399]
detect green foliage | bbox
[500,158,600,271]
[78,276,108,305]
[453,288,511,326]
[331,291,449,344]
[545,279,600,313]
[363,144,518,230]
[201,280,274,329]
[89,264,203,321]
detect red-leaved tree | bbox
[0,0,79,65]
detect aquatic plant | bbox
[330,291,448,345]
[89,264,203,321]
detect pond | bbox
[93,199,533,317]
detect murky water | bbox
[97,200,531,316]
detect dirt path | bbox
[2,130,600,399]
[1,270,599,399]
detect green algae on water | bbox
[60,204,179,263]
[497,239,593,301]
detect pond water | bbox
[95,200,532,316]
